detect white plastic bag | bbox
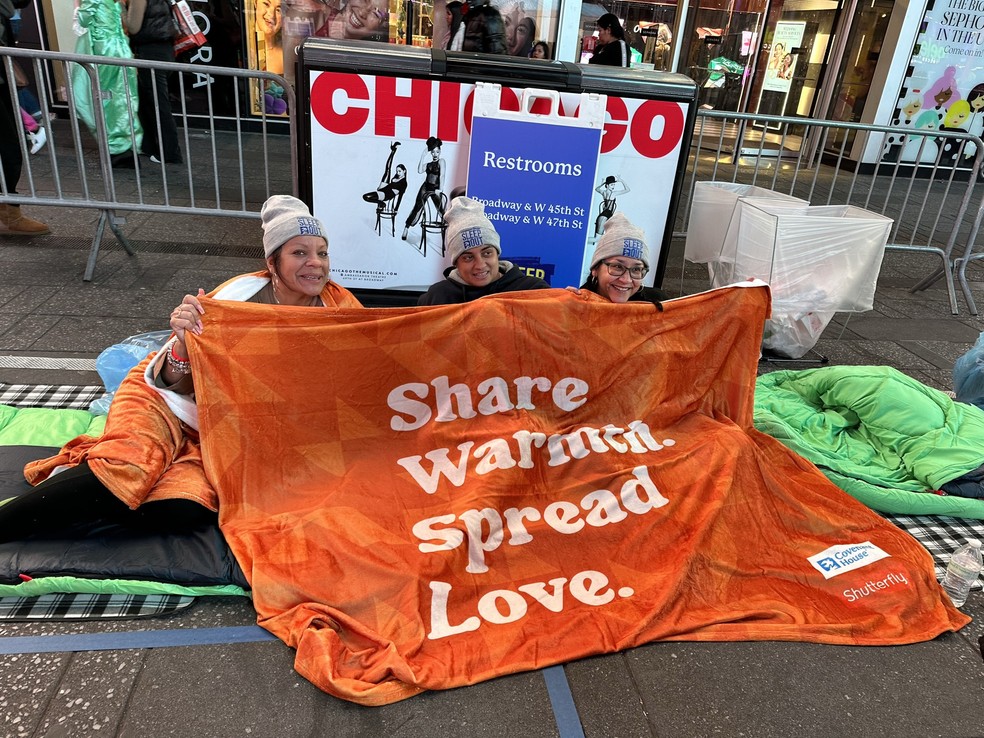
[720,201,893,314]
[684,182,807,265]
[762,309,836,359]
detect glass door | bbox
[754,0,841,121]
[823,0,893,151]
[678,0,769,112]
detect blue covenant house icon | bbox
[817,557,840,572]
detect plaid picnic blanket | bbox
[0,593,196,621]
[883,514,984,589]
[0,383,104,410]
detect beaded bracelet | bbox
[165,344,192,374]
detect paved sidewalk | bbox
[1,198,984,736]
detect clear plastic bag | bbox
[953,332,984,410]
[762,309,835,359]
[88,330,171,415]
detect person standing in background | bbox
[73,0,142,167]
[0,0,49,235]
[445,0,464,50]
[530,40,550,59]
[125,0,183,164]
[588,13,628,67]
[458,0,506,54]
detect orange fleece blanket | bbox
[186,284,965,705]
[24,276,361,511]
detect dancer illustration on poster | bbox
[402,137,446,242]
[594,174,629,236]
[363,141,408,234]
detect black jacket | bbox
[589,39,629,67]
[130,0,176,46]
[418,261,551,305]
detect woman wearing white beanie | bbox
[417,196,551,305]
[581,212,666,305]
[153,195,361,398]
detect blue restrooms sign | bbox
[467,85,605,289]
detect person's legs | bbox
[133,42,183,164]
[0,82,48,234]
[151,67,181,163]
[0,84,23,195]
[19,106,36,133]
[135,64,159,158]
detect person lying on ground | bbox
[22,195,361,521]
[416,196,551,305]
[578,212,666,306]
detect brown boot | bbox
[0,204,50,236]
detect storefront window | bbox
[825,0,892,150]
[577,2,678,70]
[416,1,560,56]
[753,0,840,120]
[678,0,767,111]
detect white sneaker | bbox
[28,126,46,155]
[149,155,163,164]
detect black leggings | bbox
[0,462,216,543]
[0,79,22,194]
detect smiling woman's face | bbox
[256,0,282,36]
[342,0,389,40]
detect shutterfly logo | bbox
[843,572,909,602]
[808,542,890,579]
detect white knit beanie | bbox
[590,212,649,270]
[260,195,327,257]
[445,196,501,263]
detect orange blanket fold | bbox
[24,274,361,512]
[189,284,967,706]
[23,354,216,509]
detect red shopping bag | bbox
[171,0,206,56]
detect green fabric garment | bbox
[72,0,142,156]
[0,575,247,598]
[0,404,105,446]
[754,366,984,518]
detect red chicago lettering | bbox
[310,72,370,135]
[601,96,629,154]
[630,101,685,159]
[310,73,684,159]
[437,81,462,142]
[374,77,433,139]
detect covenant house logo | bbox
[807,542,890,579]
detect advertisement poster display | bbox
[466,86,605,288]
[884,3,984,168]
[762,21,805,94]
[302,58,692,294]
[172,0,245,118]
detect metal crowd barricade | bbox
[675,110,984,315]
[0,45,295,281]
